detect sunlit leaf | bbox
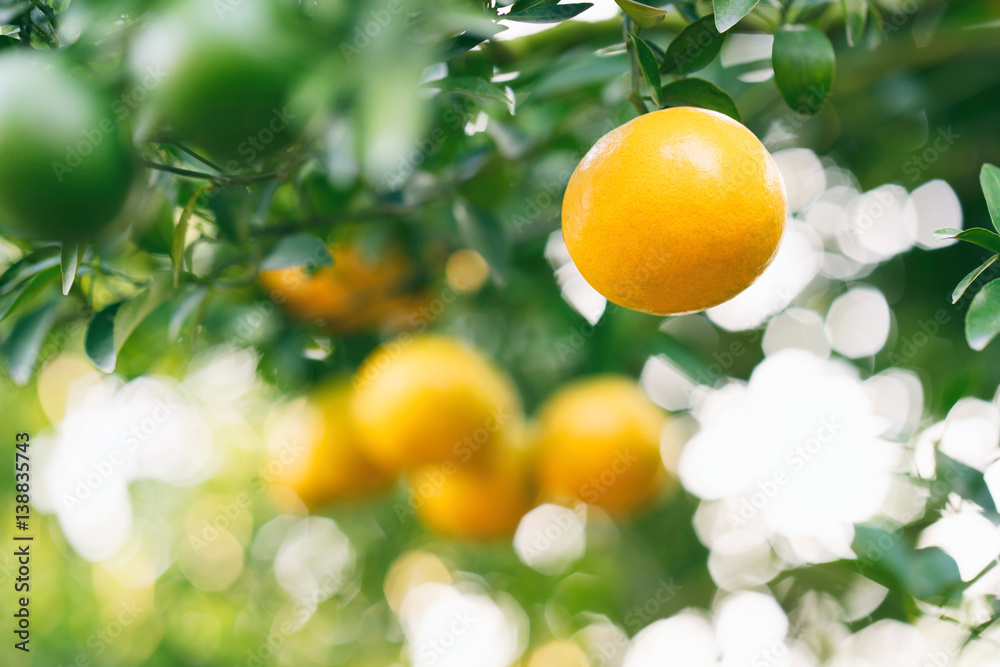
[168,287,210,342]
[173,185,211,288]
[713,0,761,32]
[86,273,171,373]
[0,266,59,322]
[981,163,1000,234]
[614,0,670,28]
[952,255,998,304]
[60,241,85,296]
[966,279,1000,351]
[503,3,592,23]
[842,0,868,46]
[0,247,60,295]
[935,227,1000,255]
[662,15,727,74]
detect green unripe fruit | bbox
[0,54,135,242]
[131,0,308,168]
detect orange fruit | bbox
[535,376,668,515]
[408,446,533,540]
[561,107,787,316]
[267,384,394,508]
[350,335,523,472]
[259,242,427,333]
[527,641,591,667]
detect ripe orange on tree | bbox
[534,376,669,515]
[407,444,534,541]
[350,335,523,472]
[259,241,429,334]
[562,107,787,316]
[267,383,395,509]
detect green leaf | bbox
[772,25,835,115]
[509,0,560,11]
[935,227,1000,255]
[260,234,334,271]
[60,241,85,296]
[966,279,1000,351]
[935,451,998,514]
[0,265,59,322]
[169,287,210,342]
[454,199,509,287]
[439,24,508,60]
[952,255,998,304]
[660,78,741,122]
[503,3,592,23]
[423,77,515,113]
[173,185,210,288]
[4,300,61,386]
[629,32,662,107]
[86,273,172,373]
[852,525,963,602]
[85,303,121,374]
[614,0,670,29]
[0,247,60,295]
[842,0,868,46]
[662,15,727,74]
[713,0,761,32]
[981,163,1000,234]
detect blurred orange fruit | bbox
[535,376,668,515]
[408,446,533,540]
[528,640,591,667]
[350,335,523,472]
[268,383,394,508]
[259,242,428,333]
[561,107,787,316]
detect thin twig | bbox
[141,159,289,187]
[172,143,230,175]
[623,17,647,115]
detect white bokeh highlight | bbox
[513,503,586,575]
[825,287,891,358]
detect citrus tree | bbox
[2,0,1000,665]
